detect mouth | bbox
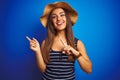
[56,21,64,26]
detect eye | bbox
[60,13,65,17]
[51,15,57,19]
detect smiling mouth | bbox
[56,21,64,26]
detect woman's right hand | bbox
[26,36,41,53]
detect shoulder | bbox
[42,40,45,44]
[74,37,79,42]
[77,39,86,51]
[74,37,85,50]
[74,37,79,45]
[74,37,83,44]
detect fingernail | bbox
[62,51,65,53]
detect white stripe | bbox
[50,68,72,71]
[50,59,68,61]
[47,65,74,68]
[46,69,74,75]
[50,52,61,55]
[50,55,68,58]
[44,71,75,79]
[49,62,73,65]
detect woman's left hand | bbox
[62,45,79,57]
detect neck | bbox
[57,30,66,39]
[56,30,67,46]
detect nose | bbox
[57,15,61,21]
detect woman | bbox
[26,2,92,80]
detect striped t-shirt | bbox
[42,38,78,80]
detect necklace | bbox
[60,38,65,46]
[59,37,67,46]
[57,36,67,60]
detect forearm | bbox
[35,51,46,73]
[77,56,92,74]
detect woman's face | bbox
[51,8,66,31]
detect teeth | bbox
[57,22,63,25]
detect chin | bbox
[56,25,66,30]
[56,27,66,31]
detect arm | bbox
[76,40,92,74]
[35,40,46,73]
[26,36,46,73]
[62,40,92,74]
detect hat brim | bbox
[40,2,78,27]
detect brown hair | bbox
[42,8,75,64]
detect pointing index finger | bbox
[26,36,31,41]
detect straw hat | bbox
[40,2,78,27]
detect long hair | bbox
[42,8,75,64]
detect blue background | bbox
[0,0,120,80]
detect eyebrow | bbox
[52,11,65,15]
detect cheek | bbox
[52,19,56,25]
[63,17,67,23]
[64,18,67,24]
